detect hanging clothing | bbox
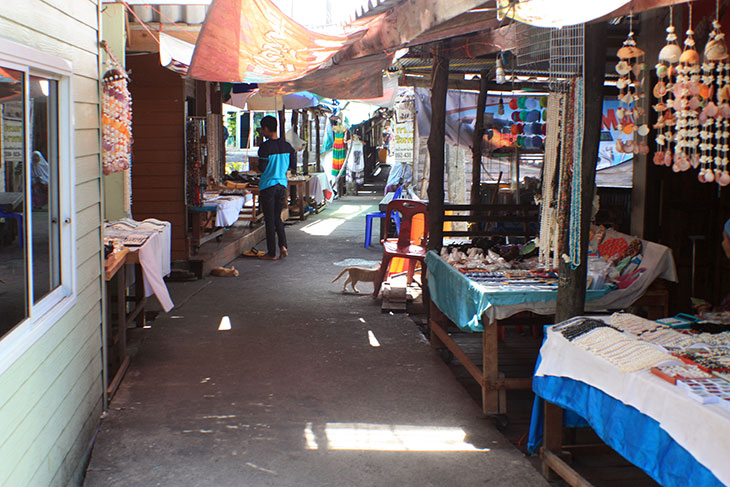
[331,127,346,177]
[346,140,364,184]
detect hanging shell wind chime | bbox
[615,23,649,155]
[654,12,681,167]
[700,17,730,185]
[672,22,701,173]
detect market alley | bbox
[83,194,548,487]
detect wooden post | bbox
[555,22,607,323]
[291,109,299,134]
[471,69,488,205]
[427,44,449,251]
[278,109,286,140]
[302,110,310,175]
[315,113,321,172]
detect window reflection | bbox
[0,67,27,332]
[30,75,60,304]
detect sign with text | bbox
[393,122,413,164]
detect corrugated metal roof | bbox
[129,5,208,24]
[351,0,405,20]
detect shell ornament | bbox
[615,26,648,155]
[102,67,133,176]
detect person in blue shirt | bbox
[257,115,296,260]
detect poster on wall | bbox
[393,122,413,164]
[598,98,634,170]
[2,102,24,192]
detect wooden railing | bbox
[442,203,539,239]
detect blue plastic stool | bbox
[364,186,404,248]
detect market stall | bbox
[427,227,678,415]
[529,313,730,487]
[103,218,174,398]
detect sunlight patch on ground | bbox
[218,316,232,331]
[300,218,347,236]
[367,330,380,347]
[304,423,491,452]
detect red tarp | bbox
[188,0,378,84]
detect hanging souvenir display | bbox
[672,8,701,173]
[101,65,133,176]
[615,17,649,156]
[538,93,565,269]
[700,8,730,185]
[653,6,680,167]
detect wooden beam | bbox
[406,11,500,47]
[401,75,480,91]
[278,109,286,140]
[471,70,488,205]
[427,45,449,251]
[555,22,607,323]
[598,0,693,21]
[334,0,492,62]
[127,24,199,52]
[443,24,518,58]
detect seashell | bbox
[719,86,730,103]
[664,112,676,126]
[689,82,701,96]
[653,81,667,97]
[623,140,635,153]
[656,63,668,78]
[721,103,730,118]
[659,43,682,63]
[705,168,716,182]
[615,61,632,75]
[616,107,625,119]
[637,124,650,136]
[663,151,673,166]
[633,107,644,118]
[638,143,649,155]
[653,152,665,165]
[704,101,719,118]
[632,63,645,77]
[691,154,701,169]
[718,170,730,186]
[653,102,667,112]
[680,49,700,65]
[617,77,629,90]
[620,93,634,104]
[622,123,635,135]
[615,140,625,153]
[673,162,682,173]
[618,45,645,59]
[699,83,711,99]
[698,169,708,183]
[699,111,709,124]
[672,82,687,98]
[689,96,701,110]
[705,38,729,62]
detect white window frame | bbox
[0,37,78,375]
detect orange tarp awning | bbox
[188,0,378,84]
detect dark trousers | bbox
[260,184,288,256]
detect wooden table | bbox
[288,176,312,221]
[188,205,224,253]
[238,188,263,224]
[104,248,147,400]
[428,301,533,418]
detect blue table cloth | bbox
[425,251,610,331]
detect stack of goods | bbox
[586,226,644,290]
[554,317,675,372]
[607,313,730,401]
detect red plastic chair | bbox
[373,199,428,296]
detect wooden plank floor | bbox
[431,321,660,487]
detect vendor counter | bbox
[529,316,730,487]
[426,228,678,416]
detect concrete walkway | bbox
[84,195,549,487]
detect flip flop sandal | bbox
[242,247,266,257]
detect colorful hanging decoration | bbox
[653,6,680,167]
[331,125,346,177]
[102,66,133,176]
[673,13,701,173]
[615,17,649,156]
[700,12,730,184]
